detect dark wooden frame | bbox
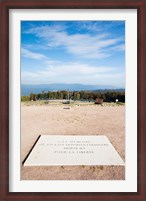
[0,0,145,200]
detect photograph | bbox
[21,20,125,180]
[1,0,145,200]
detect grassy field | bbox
[21,100,125,107]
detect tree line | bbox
[21,90,125,102]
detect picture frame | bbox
[0,0,145,200]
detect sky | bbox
[21,21,125,88]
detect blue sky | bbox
[21,21,125,88]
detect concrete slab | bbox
[23,135,125,166]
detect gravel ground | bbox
[21,103,125,180]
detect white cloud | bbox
[23,25,124,59]
[78,22,103,32]
[45,62,115,76]
[21,60,124,87]
[116,44,125,51]
[21,48,48,60]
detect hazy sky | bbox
[21,21,125,87]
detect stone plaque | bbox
[23,135,125,166]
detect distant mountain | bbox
[21,83,124,96]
